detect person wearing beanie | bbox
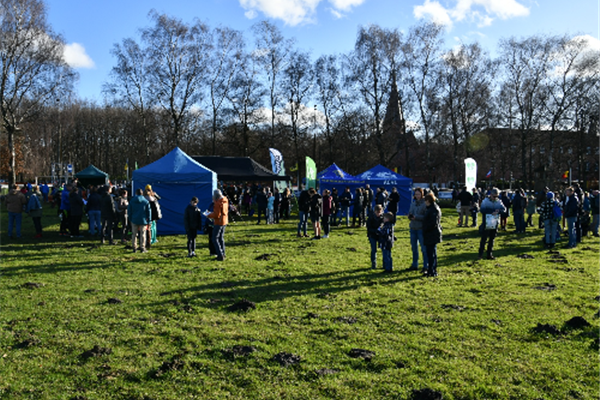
[478,188,506,260]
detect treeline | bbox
[2,0,599,187]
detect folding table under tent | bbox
[74,165,109,187]
[355,164,413,215]
[317,163,365,215]
[132,147,217,235]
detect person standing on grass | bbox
[407,188,428,272]
[338,187,352,227]
[183,197,201,257]
[364,184,374,215]
[207,189,228,261]
[116,189,129,243]
[297,186,311,237]
[352,188,363,227]
[499,191,511,231]
[457,186,473,227]
[6,184,27,239]
[470,187,481,227]
[266,191,275,224]
[478,188,506,260]
[590,189,599,237]
[540,191,561,249]
[512,188,527,233]
[423,192,442,277]
[366,205,384,269]
[526,193,537,228]
[273,188,281,224]
[309,188,322,239]
[144,185,161,248]
[388,187,400,222]
[101,186,117,245]
[59,183,72,236]
[69,184,84,238]
[26,185,44,239]
[280,187,291,220]
[128,188,151,253]
[86,186,102,236]
[563,187,579,248]
[331,188,340,226]
[255,187,268,224]
[378,212,395,273]
[321,189,333,239]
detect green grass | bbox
[1,205,598,400]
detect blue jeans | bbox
[566,217,577,247]
[544,219,558,245]
[297,211,308,235]
[593,214,599,236]
[410,229,428,270]
[382,248,393,271]
[88,210,101,234]
[212,225,226,258]
[514,210,525,232]
[425,244,438,274]
[8,212,22,237]
[368,237,378,268]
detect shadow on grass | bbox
[139,266,423,310]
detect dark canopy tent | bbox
[133,147,217,235]
[355,165,413,215]
[75,165,109,187]
[191,156,290,181]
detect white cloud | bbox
[414,0,453,27]
[63,43,95,69]
[414,0,529,29]
[239,0,365,25]
[239,0,321,26]
[328,0,366,12]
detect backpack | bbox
[552,201,562,221]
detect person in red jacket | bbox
[207,189,229,261]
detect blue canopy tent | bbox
[318,163,365,214]
[356,165,413,215]
[132,147,217,235]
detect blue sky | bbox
[46,0,599,101]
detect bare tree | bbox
[0,0,75,186]
[252,20,294,142]
[143,11,212,148]
[400,22,444,184]
[207,26,244,155]
[347,25,401,166]
[282,50,314,164]
[314,54,342,164]
[499,35,556,186]
[105,38,153,163]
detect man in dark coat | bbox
[183,197,201,257]
[100,186,117,245]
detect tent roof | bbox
[75,164,109,178]
[318,163,363,183]
[355,164,412,184]
[133,147,216,182]
[191,156,290,181]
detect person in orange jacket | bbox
[207,189,229,261]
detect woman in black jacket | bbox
[422,192,442,277]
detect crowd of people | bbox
[4,179,598,274]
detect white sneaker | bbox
[322,234,329,238]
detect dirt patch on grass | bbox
[107,298,122,304]
[255,253,274,261]
[272,352,301,367]
[335,316,358,324]
[315,368,339,376]
[222,345,257,359]
[80,345,112,360]
[227,299,256,312]
[348,348,375,361]
[152,355,185,378]
[564,316,591,329]
[22,282,44,289]
[532,323,561,335]
[533,283,556,291]
[441,304,466,311]
[411,388,443,400]
[516,254,535,259]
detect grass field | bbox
[0,205,598,400]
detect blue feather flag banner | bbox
[269,148,284,175]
